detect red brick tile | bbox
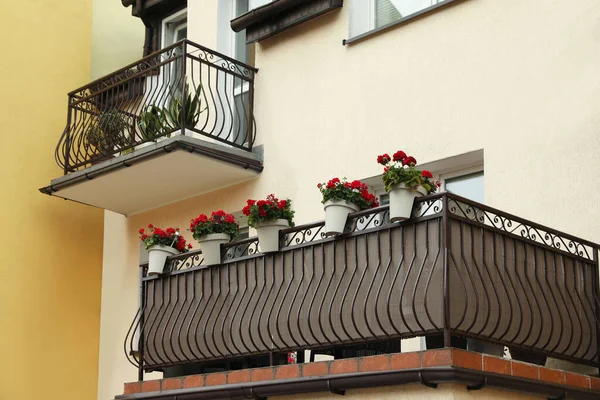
[358,355,390,372]
[141,380,160,392]
[422,349,452,367]
[483,356,510,375]
[228,369,251,384]
[276,364,300,379]
[330,358,359,374]
[251,367,275,382]
[205,373,227,386]
[183,375,204,388]
[123,382,141,395]
[539,368,565,384]
[302,361,329,377]
[566,372,590,389]
[452,349,482,371]
[161,378,182,390]
[511,362,539,380]
[390,352,420,370]
[590,376,600,390]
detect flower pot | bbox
[197,233,230,265]
[256,219,290,253]
[147,245,179,275]
[388,183,427,222]
[324,200,360,236]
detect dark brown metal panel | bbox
[447,217,598,365]
[140,219,443,369]
[231,0,344,43]
[125,195,600,373]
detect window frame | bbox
[345,0,460,45]
[161,8,188,49]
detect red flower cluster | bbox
[243,194,294,227]
[393,150,407,162]
[318,177,379,209]
[139,225,191,253]
[421,170,433,179]
[402,156,417,166]
[377,153,391,165]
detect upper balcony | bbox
[124,193,600,391]
[40,40,262,215]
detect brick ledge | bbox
[118,349,600,400]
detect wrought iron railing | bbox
[55,40,257,174]
[125,193,600,380]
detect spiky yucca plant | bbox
[164,83,206,129]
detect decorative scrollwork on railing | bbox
[167,250,205,274]
[282,222,327,248]
[448,197,594,260]
[223,238,260,259]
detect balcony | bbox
[40,40,262,215]
[125,193,600,378]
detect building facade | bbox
[40,0,600,399]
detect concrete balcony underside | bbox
[40,136,263,215]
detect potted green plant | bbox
[242,194,295,252]
[86,109,129,162]
[137,105,167,147]
[318,178,379,236]
[164,83,206,130]
[378,151,440,222]
[189,210,239,265]
[139,224,191,275]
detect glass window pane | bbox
[445,172,484,203]
[373,0,448,30]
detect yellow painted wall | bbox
[91,0,145,79]
[0,1,104,400]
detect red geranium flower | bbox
[138,228,145,234]
[148,224,153,229]
[247,199,256,206]
[421,170,433,179]
[377,154,391,165]
[224,214,235,224]
[278,199,287,209]
[402,156,417,166]
[392,150,407,162]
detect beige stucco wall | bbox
[98,0,600,397]
[91,0,145,79]
[271,383,542,400]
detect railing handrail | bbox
[67,39,258,97]
[140,192,599,271]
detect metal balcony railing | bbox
[55,40,257,174]
[125,193,600,379]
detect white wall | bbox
[99,0,600,397]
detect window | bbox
[443,171,484,203]
[349,0,451,39]
[217,1,255,65]
[161,9,187,48]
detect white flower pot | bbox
[256,219,290,253]
[147,245,179,275]
[389,183,427,222]
[324,200,360,236]
[197,233,230,265]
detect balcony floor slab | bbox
[40,136,263,215]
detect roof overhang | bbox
[40,136,263,216]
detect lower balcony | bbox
[125,193,600,379]
[40,40,262,215]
